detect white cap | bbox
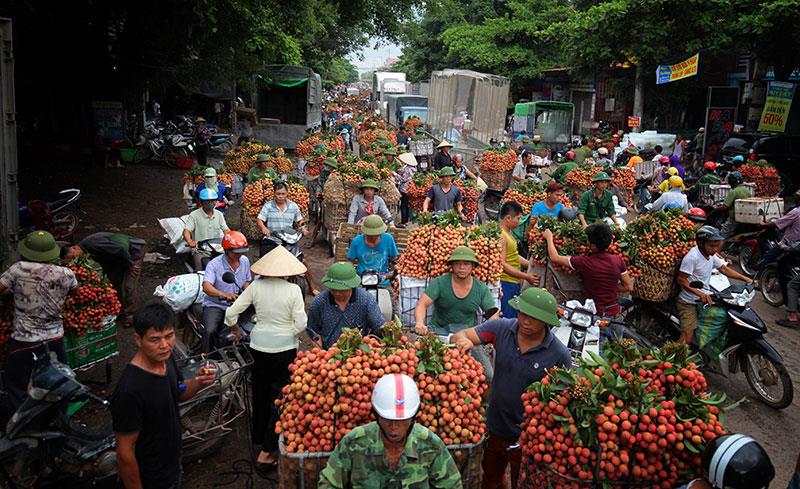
[699,127,705,132]
[371,374,420,421]
[598,147,609,155]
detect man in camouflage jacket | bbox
[318,374,462,489]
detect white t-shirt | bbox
[678,246,725,303]
[512,161,526,179]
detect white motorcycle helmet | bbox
[371,374,420,421]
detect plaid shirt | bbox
[257,199,302,233]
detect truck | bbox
[385,95,428,128]
[372,72,407,102]
[427,69,510,164]
[0,18,19,270]
[512,101,574,150]
[251,65,322,149]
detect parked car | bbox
[720,133,800,195]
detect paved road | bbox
[705,287,800,487]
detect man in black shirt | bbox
[112,303,215,489]
[61,232,146,326]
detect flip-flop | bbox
[776,319,800,328]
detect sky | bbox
[348,40,402,74]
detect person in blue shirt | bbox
[346,215,398,279]
[194,167,229,209]
[530,182,565,225]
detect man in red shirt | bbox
[542,223,634,338]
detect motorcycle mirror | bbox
[222,272,236,284]
[689,280,704,289]
[482,307,499,320]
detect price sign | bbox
[627,116,641,128]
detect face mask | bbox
[205,177,217,189]
[202,201,216,211]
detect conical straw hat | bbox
[251,245,307,277]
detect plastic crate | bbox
[734,197,784,224]
[65,316,118,370]
[398,275,500,326]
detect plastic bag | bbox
[696,304,728,357]
[154,272,206,312]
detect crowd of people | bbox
[3,109,797,489]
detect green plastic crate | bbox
[66,316,118,369]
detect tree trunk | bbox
[632,64,644,133]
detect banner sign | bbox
[656,53,700,85]
[758,81,795,132]
[92,101,125,139]
[627,116,641,128]
[704,107,736,161]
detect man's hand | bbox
[527,273,541,286]
[229,326,241,344]
[301,226,309,236]
[223,292,239,302]
[195,365,217,387]
[129,264,141,278]
[389,225,398,232]
[542,229,554,241]
[454,335,474,353]
[698,292,713,305]
[187,239,198,248]
[414,323,428,335]
[261,228,271,238]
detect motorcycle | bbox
[209,133,234,154]
[361,270,395,322]
[0,351,117,487]
[183,272,257,354]
[624,272,793,409]
[755,243,800,307]
[260,229,309,296]
[738,227,780,277]
[554,299,627,368]
[183,238,223,274]
[171,345,253,462]
[18,188,81,239]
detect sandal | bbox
[776,319,800,328]
[254,460,277,478]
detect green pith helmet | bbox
[322,262,361,290]
[383,148,398,156]
[448,246,478,264]
[361,215,387,236]
[360,179,381,190]
[592,171,612,182]
[438,167,456,177]
[18,230,60,263]
[324,157,339,169]
[255,154,270,163]
[510,287,559,325]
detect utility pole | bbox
[632,64,644,133]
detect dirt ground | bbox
[19,160,800,488]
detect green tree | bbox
[440,0,571,85]
[550,0,735,130]
[322,58,360,86]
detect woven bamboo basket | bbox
[632,263,675,303]
[482,169,513,191]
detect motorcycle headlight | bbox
[570,312,592,328]
[361,275,379,286]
